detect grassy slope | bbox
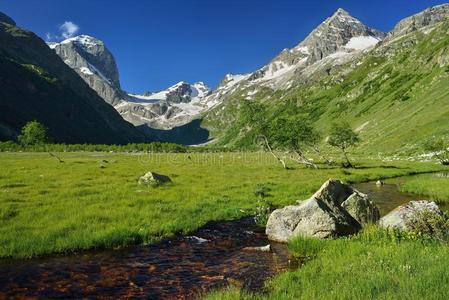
[0,152,444,259]
[204,21,449,155]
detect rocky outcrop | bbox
[266,180,380,242]
[49,35,125,106]
[388,4,449,39]
[138,171,172,186]
[378,200,443,230]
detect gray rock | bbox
[342,191,380,225]
[266,179,362,242]
[138,171,171,186]
[379,200,443,230]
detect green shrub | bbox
[406,210,449,242]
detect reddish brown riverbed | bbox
[0,218,296,299]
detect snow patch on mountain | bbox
[344,36,380,50]
[60,35,103,51]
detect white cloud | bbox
[45,21,80,41]
[59,21,79,39]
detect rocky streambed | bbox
[0,218,296,299]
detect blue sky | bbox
[1,0,447,93]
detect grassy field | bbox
[0,152,446,259]
[399,174,449,204]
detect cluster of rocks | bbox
[266,179,444,242]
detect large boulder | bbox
[266,180,378,242]
[378,200,443,230]
[138,171,171,186]
[342,191,380,226]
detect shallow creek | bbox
[0,172,447,299]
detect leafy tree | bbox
[269,116,318,168]
[18,121,48,145]
[423,138,449,165]
[327,122,360,168]
[240,100,289,169]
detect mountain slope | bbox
[202,5,449,154]
[0,14,145,144]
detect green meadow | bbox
[0,152,446,259]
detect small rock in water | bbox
[376,180,384,186]
[187,236,209,244]
[242,244,271,252]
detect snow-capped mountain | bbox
[117,81,211,129]
[48,35,125,106]
[213,8,386,93]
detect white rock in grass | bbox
[138,171,171,186]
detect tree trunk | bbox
[312,146,333,165]
[341,148,353,168]
[260,135,288,169]
[48,152,64,163]
[292,150,317,169]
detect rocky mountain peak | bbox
[49,35,120,88]
[247,8,385,86]
[327,8,353,22]
[48,34,124,105]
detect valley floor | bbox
[0,152,446,259]
[1,152,449,299]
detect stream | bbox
[0,172,447,299]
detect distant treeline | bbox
[0,141,234,153]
